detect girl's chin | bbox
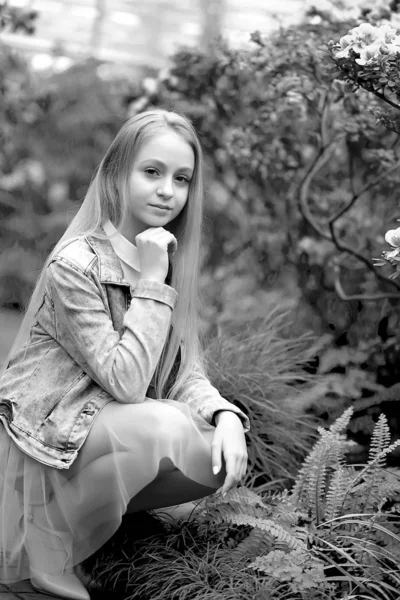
[145,217,171,227]
[144,213,172,225]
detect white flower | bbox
[336,22,400,63]
[385,227,400,247]
[355,43,383,65]
[376,23,398,43]
[354,42,400,65]
[335,34,355,58]
[387,35,400,51]
[352,22,382,44]
[385,248,400,260]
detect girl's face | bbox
[126,130,195,235]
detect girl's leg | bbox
[30,400,223,562]
[126,468,219,513]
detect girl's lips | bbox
[149,204,172,211]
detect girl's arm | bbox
[45,257,176,404]
[177,363,250,432]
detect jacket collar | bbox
[102,220,141,272]
[85,227,129,286]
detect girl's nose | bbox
[157,178,173,199]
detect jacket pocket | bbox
[40,371,87,424]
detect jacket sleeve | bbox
[47,257,177,404]
[177,362,250,432]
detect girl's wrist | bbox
[139,274,166,284]
[214,410,240,426]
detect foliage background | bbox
[3,0,400,471]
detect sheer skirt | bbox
[0,398,224,583]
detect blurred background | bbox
[1,0,304,68]
[2,0,400,460]
[0,0,304,366]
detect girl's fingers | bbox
[211,431,223,476]
[137,227,177,251]
[240,456,248,480]
[219,455,239,496]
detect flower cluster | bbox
[373,226,400,279]
[335,23,400,66]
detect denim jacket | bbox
[0,231,249,469]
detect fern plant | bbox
[195,408,400,598]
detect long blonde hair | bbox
[2,109,206,399]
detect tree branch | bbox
[320,88,331,148]
[372,87,400,111]
[328,218,400,289]
[327,155,400,289]
[297,135,346,240]
[333,262,400,301]
[297,87,347,239]
[328,159,400,226]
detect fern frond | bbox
[290,436,330,504]
[325,466,353,521]
[206,487,266,509]
[291,432,346,521]
[291,410,353,510]
[321,447,400,530]
[273,509,305,526]
[312,463,327,524]
[270,492,309,524]
[199,487,271,532]
[358,414,391,513]
[328,407,354,435]
[219,512,306,551]
[344,439,400,513]
[368,414,391,468]
[230,527,273,560]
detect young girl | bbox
[0,109,249,600]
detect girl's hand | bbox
[136,227,177,283]
[211,411,248,497]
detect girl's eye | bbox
[145,168,159,176]
[175,175,190,184]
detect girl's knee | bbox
[149,403,191,443]
[110,401,190,447]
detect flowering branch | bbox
[332,22,400,110]
[319,20,400,299]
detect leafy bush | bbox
[82,409,400,600]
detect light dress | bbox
[0,223,238,583]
